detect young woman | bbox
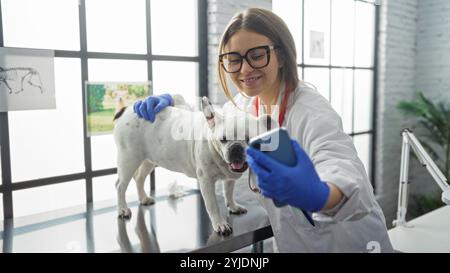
[134,8,393,252]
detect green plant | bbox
[397,92,449,217]
[408,192,444,220]
[397,92,450,179]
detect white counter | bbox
[388,205,450,253]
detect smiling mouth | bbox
[240,75,262,84]
[229,161,249,173]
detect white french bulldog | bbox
[113,96,270,235]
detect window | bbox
[13,180,85,218]
[9,58,84,182]
[92,170,197,205]
[152,61,199,105]
[272,0,302,63]
[353,134,372,177]
[273,0,377,183]
[330,68,354,132]
[354,1,375,67]
[353,70,373,132]
[1,0,80,50]
[151,0,198,57]
[85,0,147,54]
[303,0,330,66]
[93,174,135,205]
[303,67,329,100]
[88,59,148,171]
[331,0,354,66]
[0,0,206,219]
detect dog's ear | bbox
[201,96,221,129]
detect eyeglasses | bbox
[219,45,278,73]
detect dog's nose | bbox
[230,144,244,159]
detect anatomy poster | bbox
[0,47,56,111]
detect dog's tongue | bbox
[231,161,244,170]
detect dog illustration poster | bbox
[0,47,56,112]
[85,81,151,136]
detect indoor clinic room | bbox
[0,0,449,253]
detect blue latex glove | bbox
[133,94,173,122]
[246,139,330,213]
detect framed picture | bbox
[85,81,151,137]
[0,47,56,112]
[310,30,325,59]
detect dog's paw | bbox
[140,196,155,206]
[227,203,248,215]
[213,221,233,236]
[118,208,132,219]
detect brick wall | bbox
[416,0,450,101]
[376,0,419,226]
[207,0,271,105]
[412,0,450,210]
[377,0,450,226]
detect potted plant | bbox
[397,92,450,218]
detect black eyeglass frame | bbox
[219,45,279,73]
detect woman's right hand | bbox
[133,94,173,122]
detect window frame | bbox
[295,0,379,190]
[0,0,208,219]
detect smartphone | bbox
[249,127,315,226]
[248,127,297,167]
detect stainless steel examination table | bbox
[0,175,273,253]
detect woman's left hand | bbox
[246,139,330,212]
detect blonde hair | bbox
[218,8,300,106]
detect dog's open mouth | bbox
[229,161,248,173]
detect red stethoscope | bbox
[255,84,291,126]
[252,87,317,225]
[249,84,291,193]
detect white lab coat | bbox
[222,82,393,253]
